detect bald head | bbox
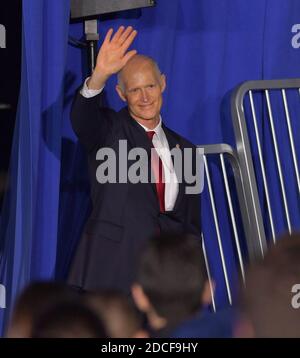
[117,55,161,91]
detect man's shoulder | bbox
[163,124,197,149]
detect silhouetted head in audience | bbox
[85,290,148,338]
[31,301,107,338]
[131,234,212,334]
[238,232,300,338]
[6,281,79,338]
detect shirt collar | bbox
[137,116,164,141]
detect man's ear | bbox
[116,85,127,102]
[160,74,166,93]
[131,284,151,313]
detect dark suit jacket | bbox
[68,90,201,292]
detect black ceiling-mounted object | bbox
[70,0,156,75]
[70,0,156,20]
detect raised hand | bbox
[88,26,138,90]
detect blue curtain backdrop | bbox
[0,0,70,333]
[1,0,300,334]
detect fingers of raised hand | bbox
[110,26,125,43]
[121,29,138,52]
[118,26,135,45]
[103,28,114,45]
[122,50,138,66]
[110,26,137,46]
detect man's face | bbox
[117,63,166,125]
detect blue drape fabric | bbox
[0,0,70,333]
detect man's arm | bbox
[80,77,103,98]
[71,26,138,150]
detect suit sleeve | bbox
[70,88,117,152]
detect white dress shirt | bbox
[80,78,179,211]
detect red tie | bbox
[147,131,165,212]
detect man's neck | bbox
[130,114,160,130]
